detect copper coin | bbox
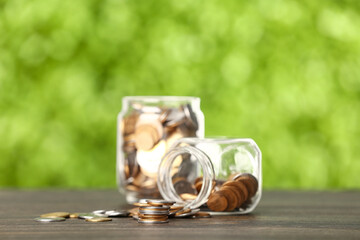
[207,192,228,212]
[220,189,237,211]
[221,186,242,209]
[194,177,203,185]
[234,173,258,198]
[193,212,211,218]
[195,181,203,193]
[222,181,248,206]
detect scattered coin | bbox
[35,217,66,222]
[40,212,70,218]
[105,210,129,217]
[193,212,211,218]
[85,217,112,222]
[69,213,79,218]
[174,208,191,216]
[78,213,100,219]
[92,210,106,215]
[175,209,200,218]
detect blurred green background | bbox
[1,0,359,189]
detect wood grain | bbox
[0,190,359,240]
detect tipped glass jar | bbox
[157,138,262,214]
[117,96,204,203]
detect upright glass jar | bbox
[117,96,204,203]
[158,138,262,214]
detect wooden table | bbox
[0,190,359,239]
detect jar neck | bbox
[157,145,215,209]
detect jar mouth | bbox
[157,145,215,209]
[123,96,200,103]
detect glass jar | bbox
[157,138,262,214]
[117,96,204,203]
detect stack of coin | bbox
[121,103,199,200]
[138,206,170,224]
[207,173,259,212]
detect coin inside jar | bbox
[222,186,242,209]
[207,191,228,212]
[175,209,200,218]
[222,180,248,206]
[234,173,258,198]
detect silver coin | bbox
[175,208,200,218]
[138,219,169,224]
[94,213,109,217]
[105,210,129,217]
[92,210,106,215]
[132,214,140,220]
[35,217,66,222]
[78,213,104,219]
[138,199,149,204]
[146,199,176,205]
[139,210,169,215]
[164,109,185,127]
[139,206,170,210]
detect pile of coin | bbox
[206,173,259,212]
[35,210,129,223]
[129,199,209,224]
[121,103,200,200]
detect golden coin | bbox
[85,217,112,222]
[135,125,160,151]
[128,207,139,214]
[170,205,184,211]
[175,208,191,216]
[180,193,197,201]
[40,212,70,218]
[69,213,79,218]
[146,199,176,206]
[133,202,151,207]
